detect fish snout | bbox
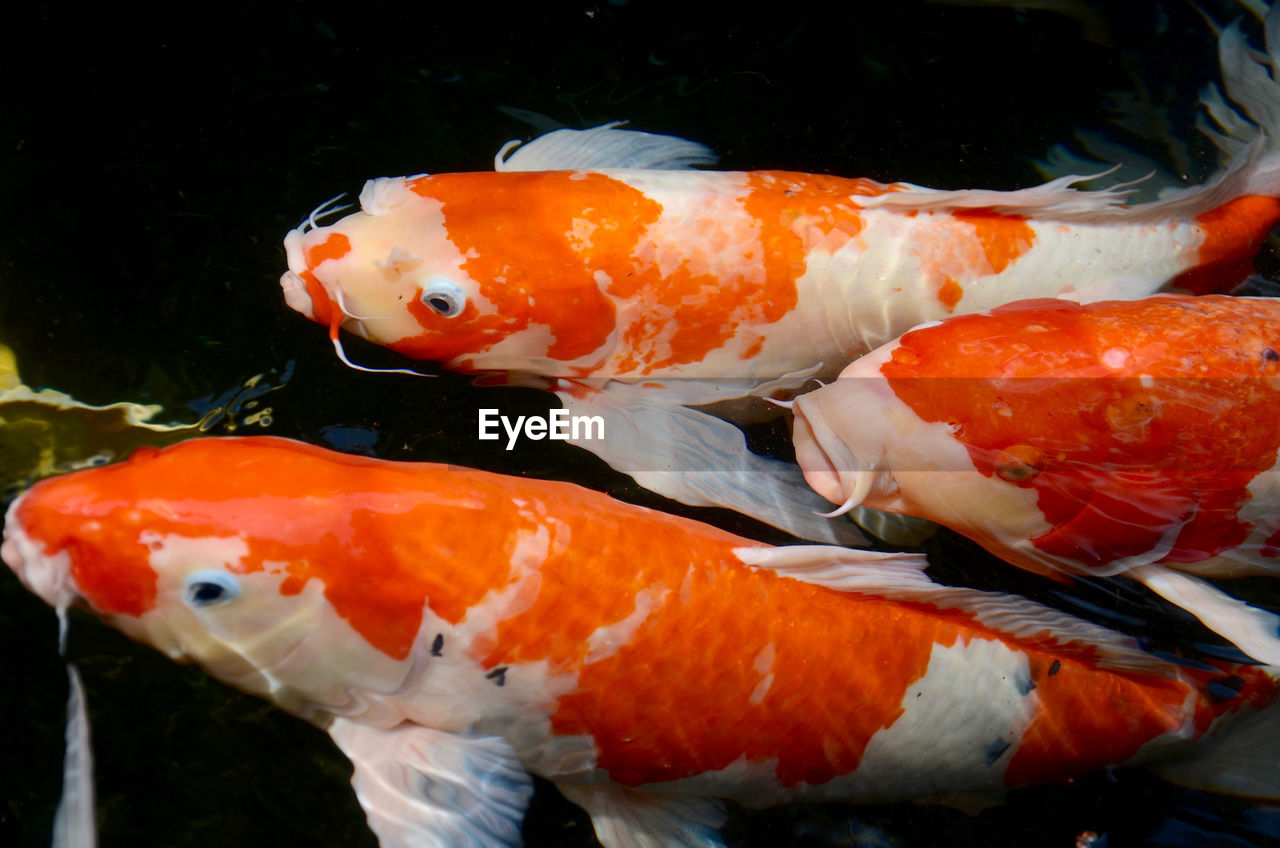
[792,393,880,516]
[280,227,317,320]
[280,269,316,320]
[2,495,77,611]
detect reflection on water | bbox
[0,346,293,497]
[0,342,193,496]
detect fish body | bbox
[275,7,1280,547]
[282,163,1279,384]
[792,294,1280,661]
[278,8,1280,382]
[6,436,1280,846]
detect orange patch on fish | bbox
[304,232,352,267]
[298,269,339,337]
[603,171,885,374]
[937,277,963,311]
[915,209,1034,304]
[1009,659,1277,787]
[299,233,352,337]
[916,208,1034,308]
[1264,526,1280,558]
[545,567,942,787]
[739,336,765,360]
[952,208,1035,275]
[17,482,162,617]
[880,296,1280,569]
[1005,656,1189,787]
[397,297,525,363]
[399,171,647,364]
[1171,194,1280,295]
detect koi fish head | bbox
[796,296,1280,578]
[791,345,909,518]
[792,352,1060,566]
[281,171,625,374]
[0,437,487,719]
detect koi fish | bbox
[7,436,1280,847]
[792,293,1280,664]
[278,8,1280,546]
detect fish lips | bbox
[2,493,79,612]
[280,227,317,320]
[280,268,317,320]
[792,392,876,512]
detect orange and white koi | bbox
[276,10,1280,545]
[792,294,1280,663]
[6,436,1280,846]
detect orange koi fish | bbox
[792,294,1280,664]
[6,436,1280,846]
[278,10,1280,546]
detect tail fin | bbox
[1024,4,1280,232]
[1149,3,1280,293]
[1148,670,1280,799]
[1198,3,1280,169]
[1119,0,1280,226]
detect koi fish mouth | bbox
[280,268,316,320]
[1,495,77,612]
[791,396,875,517]
[281,228,317,320]
[280,191,358,324]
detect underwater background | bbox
[2,0,1280,845]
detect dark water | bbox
[2,1,1279,845]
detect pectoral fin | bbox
[1129,564,1280,665]
[53,664,95,848]
[328,718,533,848]
[553,380,868,545]
[733,545,930,592]
[556,783,726,848]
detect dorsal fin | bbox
[494,123,718,172]
[736,545,1175,677]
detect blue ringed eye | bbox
[182,571,242,609]
[420,278,466,317]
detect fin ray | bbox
[733,544,930,592]
[557,783,726,848]
[1130,564,1280,665]
[495,123,717,172]
[52,664,96,848]
[329,719,532,848]
[553,380,868,545]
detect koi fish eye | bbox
[419,278,467,317]
[995,445,1044,483]
[182,571,242,609]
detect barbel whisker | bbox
[301,193,352,233]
